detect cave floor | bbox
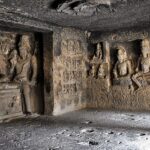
[0,109,150,150]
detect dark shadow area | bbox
[50,0,82,9]
[50,0,68,9]
[35,32,45,114]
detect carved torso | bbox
[117,60,128,76]
[16,57,31,82]
[115,59,131,78]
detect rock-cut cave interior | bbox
[1,0,150,149]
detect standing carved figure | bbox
[92,43,103,78]
[132,38,150,89]
[15,35,37,114]
[113,46,132,79]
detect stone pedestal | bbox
[0,83,23,119]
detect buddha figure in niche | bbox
[113,46,132,81]
[132,38,150,88]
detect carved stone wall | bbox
[85,30,150,112]
[53,28,87,115]
[53,28,150,114]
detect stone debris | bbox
[108,131,114,134]
[89,141,99,145]
[78,141,99,146]
[78,142,90,146]
[80,128,94,133]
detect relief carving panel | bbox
[0,32,42,117]
[85,35,150,111]
[53,32,86,115]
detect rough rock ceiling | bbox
[0,0,150,32]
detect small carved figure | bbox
[132,38,150,89]
[113,46,132,79]
[91,43,103,78]
[15,34,37,114]
[98,64,105,78]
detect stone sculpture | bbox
[113,46,132,79]
[113,46,132,86]
[91,43,103,78]
[85,43,105,78]
[132,38,150,89]
[15,35,38,114]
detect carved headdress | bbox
[117,46,127,60]
[19,34,35,54]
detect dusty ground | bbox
[0,109,150,150]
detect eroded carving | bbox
[113,46,132,86]
[85,43,106,79]
[54,38,83,113]
[62,40,82,56]
[59,39,83,96]
[0,33,40,116]
[0,34,17,82]
[15,35,38,114]
[132,38,150,89]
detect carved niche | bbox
[111,38,150,91]
[85,43,107,79]
[113,46,133,86]
[0,33,40,117]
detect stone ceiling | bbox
[0,0,150,32]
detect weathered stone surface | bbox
[85,30,150,112]
[0,83,22,117]
[51,28,150,114]
[53,28,87,115]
